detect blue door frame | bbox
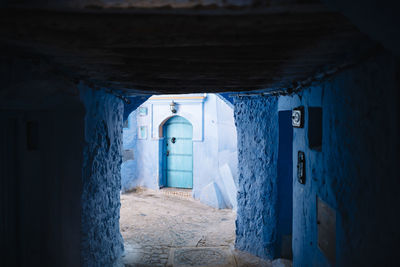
[161,116,193,189]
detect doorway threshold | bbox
[160,187,193,200]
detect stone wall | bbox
[80,85,124,267]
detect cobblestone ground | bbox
[120,188,290,267]
[120,188,236,267]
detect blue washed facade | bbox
[122,93,238,209]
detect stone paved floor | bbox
[120,188,290,267]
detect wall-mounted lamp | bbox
[170,101,177,113]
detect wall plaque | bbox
[297,151,306,184]
[308,107,322,150]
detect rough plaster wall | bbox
[80,85,124,267]
[278,51,400,266]
[234,97,279,259]
[121,110,139,192]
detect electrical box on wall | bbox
[308,107,323,150]
[297,151,306,184]
[292,106,304,128]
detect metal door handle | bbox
[166,150,169,156]
[171,137,176,143]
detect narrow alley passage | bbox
[120,188,287,267]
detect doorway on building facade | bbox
[162,116,193,189]
[121,93,238,209]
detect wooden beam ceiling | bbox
[0,6,375,94]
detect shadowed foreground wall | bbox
[0,50,85,267]
[280,51,400,266]
[80,85,124,267]
[234,50,400,265]
[0,78,125,266]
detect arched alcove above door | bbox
[150,94,206,142]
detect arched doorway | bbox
[162,116,193,188]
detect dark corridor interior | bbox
[1,0,400,266]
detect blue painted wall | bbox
[234,50,400,265]
[121,107,139,192]
[80,84,124,267]
[234,96,279,259]
[280,51,400,267]
[218,93,235,106]
[123,96,150,122]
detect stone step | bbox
[159,187,193,200]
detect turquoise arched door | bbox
[162,116,193,188]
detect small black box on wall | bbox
[308,107,323,150]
